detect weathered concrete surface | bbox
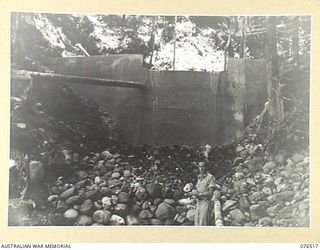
[35,55,268,146]
[140,71,221,145]
[41,55,148,144]
[227,58,268,127]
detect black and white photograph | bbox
[9,12,311,228]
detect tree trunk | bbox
[224,17,232,71]
[172,16,177,71]
[266,16,282,122]
[292,16,300,68]
[240,16,247,59]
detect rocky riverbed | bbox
[8,140,309,227]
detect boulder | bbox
[94,176,102,184]
[107,158,115,164]
[139,219,151,225]
[135,187,146,200]
[155,202,176,220]
[292,153,304,163]
[108,179,122,187]
[80,199,94,215]
[276,183,290,193]
[77,171,88,180]
[233,157,245,166]
[267,204,283,217]
[64,209,79,222]
[60,186,76,200]
[120,181,131,193]
[291,173,301,182]
[164,219,175,225]
[94,201,103,210]
[56,200,68,212]
[274,177,283,186]
[101,196,112,210]
[74,179,87,189]
[91,223,103,226]
[280,170,292,179]
[117,192,129,203]
[267,191,295,203]
[164,199,175,205]
[298,202,309,212]
[75,215,93,226]
[258,217,272,227]
[238,197,250,211]
[50,186,60,195]
[66,195,82,206]
[235,145,245,153]
[246,159,263,173]
[229,209,246,223]
[48,195,59,203]
[111,172,121,179]
[257,200,270,209]
[222,200,238,212]
[145,183,161,199]
[150,219,164,225]
[161,187,174,199]
[131,204,141,216]
[73,205,81,211]
[139,209,153,219]
[178,198,193,206]
[263,161,276,172]
[173,189,184,200]
[233,180,248,193]
[109,215,125,226]
[99,187,114,197]
[248,191,265,203]
[234,165,243,172]
[250,204,266,220]
[296,161,308,169]
[123,170,131,178]
[114,203,127,216]
[153,198,163,206]
[246,178,256,186]
[150,205,157,213]
[274,151,287,164]
[284,159,294,170]
[294,188,303,198]
[262,187,273,196]
[239,149,250,158]
[101,150,113,160]
[126,215,140,225]
[141,201,151,210]
[234,172,245,180]
[84,189,99,200]
[111,194,119,205]
[262,176,273,186]
[93,210,111,224]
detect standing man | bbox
[190,161,216,226]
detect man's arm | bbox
[198,186,214,199]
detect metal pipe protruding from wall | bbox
[11,70,146,90]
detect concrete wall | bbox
[140,71,221,145]
[39,55,267,146]
[227,58,268,127]
[41,55,147,144]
